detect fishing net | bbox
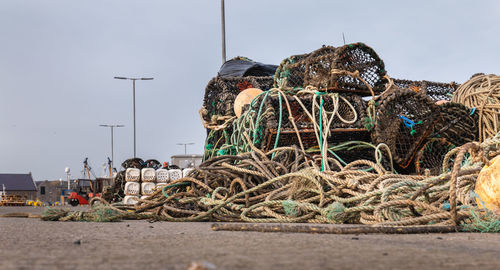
[433,102,479,146]
[373,87,440,169]
[392,79,459,101]
[415,138,455,175]
[274,43,387,94]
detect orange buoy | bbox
[475,155,500,213]
[435,100,449,105]
[233,88,263,118]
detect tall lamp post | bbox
[114,77,153,157]
[177,142,194,155]
[99,124,124,173]
[221,0,226,64]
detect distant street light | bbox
[177,143,194,155]
[114,77,154,157]
[99,124,124,173]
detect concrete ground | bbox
[1,206,499,270]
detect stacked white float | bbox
[123,166,195,204]
[141,168,157,199]
[124,168,141,204]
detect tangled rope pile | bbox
[452,74,500,142]
[44,134,500,232]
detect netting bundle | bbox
[414,138,455,175]
[373,87,440,169]
[392,79,458,101]
[274,43,387,94]
[433,102,478,146]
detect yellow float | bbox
[233,88,263,118]
[475,155,500,213]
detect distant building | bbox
[36,180,66,203]
[170,154,203,168]
[0,173,37,200]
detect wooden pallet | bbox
[0,201,26,206]
[0,195,27,206]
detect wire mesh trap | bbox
[202,75,274,122]
[414,138,456,175]
[392,79,459,102]
[274,43,387,94]
[433,102,479,146]
[373,87,440,169]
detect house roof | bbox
[0,173,37,191]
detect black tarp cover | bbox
[218,57,277,77]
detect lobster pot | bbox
[141,168,156,182]
[156,169,170,183]
[125,168,141,182]
[262,128,371,153]
[373,88,440,169]
[250,92,369,151]
[141,182,156,196]
[392,79,458,102]
[123,195,139,205]
[201,76,274,123]
[201,76,273,159]
[434,102,478,146]
[168,169,183,181]
[122,158,144,169]
[183,168,194,178]
[124,182,140,196]
[274,43,387,94]
[415,138,455,175]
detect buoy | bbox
[233,88,263,118]
[475,155,500,213]
[435,100,449,105]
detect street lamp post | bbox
[221,0,226,64]
[114,77,153,157]
[177,143,194,155]
[99,124,124,173]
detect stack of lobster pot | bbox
[140,168,157,199]
[257,43,388,166]
[124,168,141,205]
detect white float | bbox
[141,168,157,182]
[123,195,139,205]
[125,168,141,182]
[141,182,156,195]
[156,169,170,183]
[169,169,183,181]
[124,182,140,196]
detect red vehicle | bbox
[68,179,100,206]
[68,158,112,206]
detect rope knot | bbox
[326,202,348,223]
[282,200,299,217]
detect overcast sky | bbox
[1,0,499,181]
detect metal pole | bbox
[133,79,136,157]
[111,126,114,172]
[221,0,226,64]
[184,144,187,155]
